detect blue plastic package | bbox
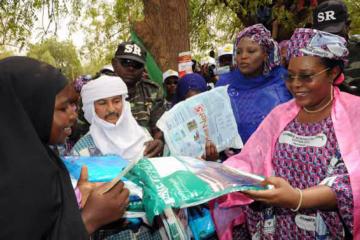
[188,206,215,240]
[62,155,129,182]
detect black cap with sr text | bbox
[313,0,349,34]
[115,42,147,64]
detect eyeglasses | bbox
[118,58,144,69]
[285,68,330,83]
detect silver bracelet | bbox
[290,188,303,212]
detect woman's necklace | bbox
[303,87,333,114]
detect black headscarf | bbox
[0,57,88,239]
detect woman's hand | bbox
[201,140,219,161]
[76,166,102,208]
[81,181,129,234]
[144,139,164,157]
[243,176,300,209]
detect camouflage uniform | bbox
[345,37,360,83]
[163,99,173,111]
[339,37,360,95]
[127,78,165,134]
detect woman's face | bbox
[236,37,267,77]
[94,95,123,124]
[286,56,338,110]
[49,84,78,145]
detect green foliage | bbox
[189,0,240,59]
[214,0,272,20]
[0,46,14,60]
[27,38,82,80]
[0,1,39,48]
[0,0,81,49]
[76,0,143,75]
[1,0,359,70]
[189,0,274,58]
[344,0,360,34]
[67,0,176,76]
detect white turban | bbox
[81,75,128,123]
[80,75,151,162]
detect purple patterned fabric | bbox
[287,28,349,62]
[278,40,289,50]
[234,116,353,239]
[74,75,92,93]
[235,23,281,73]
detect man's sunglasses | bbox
[118,58,144,69]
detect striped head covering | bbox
[287,28,349,61]
[235,23,281,74]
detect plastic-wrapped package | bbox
[62,155,128,182]
[62,155,145,217]
[127,156,268,224]
[188,206,215,240]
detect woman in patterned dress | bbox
[211,29,360,239]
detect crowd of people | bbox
[0,0,359,239]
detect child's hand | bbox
[201,140,219,161]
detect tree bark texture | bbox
[135,0,190,72]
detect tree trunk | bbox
[134,0,190,72]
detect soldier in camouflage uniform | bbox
[126,79,165,134]
[112,41,165,155]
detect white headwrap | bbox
[81,75,151,162]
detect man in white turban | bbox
[71,75,163,160]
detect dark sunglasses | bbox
[118,58,144,69]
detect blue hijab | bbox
[174,73,207,104]
[216,66,292,143]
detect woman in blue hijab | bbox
[174,73,208,104]
[216,24,292,144]
[172,73,220,160]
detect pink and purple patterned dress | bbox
[234,116,353,239]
